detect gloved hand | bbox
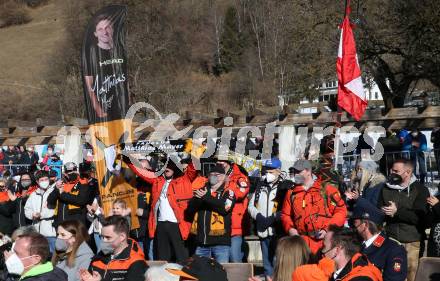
[256,213,277,232]
[256,213,267,232]
[260,215,276,230]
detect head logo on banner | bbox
[81,5,139,229]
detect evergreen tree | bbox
[214,6,244,75]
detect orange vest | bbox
[91,239,145,274]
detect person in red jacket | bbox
[281,159,347,255]
[216,158,250,262]
[128,157,197,262]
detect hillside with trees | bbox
[0,0,439,122]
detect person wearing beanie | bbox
[185,164,236,263]
[47,162,90,228]
[24,170,57,252]
[216,156,250,263]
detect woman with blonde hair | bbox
[272,236,310,281]
[52,220,94,281]
[250,236,311,281]
[346,160,385,210]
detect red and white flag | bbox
[337,4,367,121]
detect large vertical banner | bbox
[81,5,139,229]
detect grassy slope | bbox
[0,0,66,95]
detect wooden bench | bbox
[414,257,440,281]
[222,263,254,281]
[146,261,254,281]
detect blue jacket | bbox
[399,130,412,151]
[412,133,428,152]
[47,159,63,179]
[362,232,407,281]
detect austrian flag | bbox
[336,9,367,121]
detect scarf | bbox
[191,190,226,236]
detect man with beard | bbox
[378,158,429,281]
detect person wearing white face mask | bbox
[281,159,347,255]
[51,220,94,281]
[248,157,292,279]
[185,164,236,263]
[4,232,67,281]
[24,171,57,253]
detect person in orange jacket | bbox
[281,159,347,255]
[217,158,250,262]
[128,157,197,262]
[292,257,335,281]
[322,225,383,281]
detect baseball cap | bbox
[262,158,282,169]
[292,159,312,172]
[64,162,78,173]
[351,199,384,226]
[166,255,228,281]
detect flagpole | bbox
[334,0,350,170]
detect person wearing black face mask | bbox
[351,200,407,281]
[322,225,382,281]
[377,158,430,281]
[47,162,90,229]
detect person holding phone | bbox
[185,164,236,263]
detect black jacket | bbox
[186,183,236,246]
[0,199,14,236]
[47,180,90,226]
[0,196,32,229]
[131,191,150,240]
[378,180,430,243]
[90,239,147,281]
[21,266,67,281]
